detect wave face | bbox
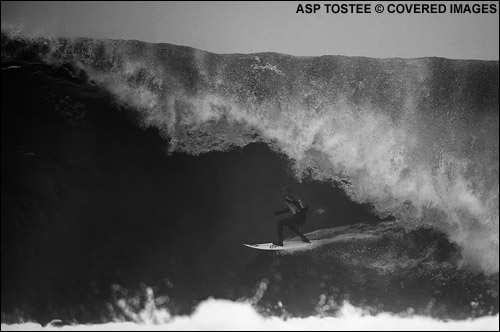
[10,31,495,273]
[1,30,499,325]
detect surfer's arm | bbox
[274,208,289,216]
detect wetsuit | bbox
[274,194,310,245]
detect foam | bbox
[2,298,498,331]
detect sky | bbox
[1,1,499,60]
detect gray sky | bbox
[1,1,499,59]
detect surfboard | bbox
[243,240,313,251]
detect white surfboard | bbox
[243,240,313,251]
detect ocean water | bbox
[1,30,498,330]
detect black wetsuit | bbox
[274,195,310,245]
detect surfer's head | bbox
[282,186,292,195]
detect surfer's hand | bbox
[303,206,309,211]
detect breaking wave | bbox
[1,30,498,276]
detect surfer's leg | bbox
[288,224,311,243]
[276,216,294,245]
[288,213,310,243]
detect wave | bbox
[2,295,498,331]
[1,30,498,274]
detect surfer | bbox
[273,187,311,246]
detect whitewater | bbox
[2,299,499,331]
